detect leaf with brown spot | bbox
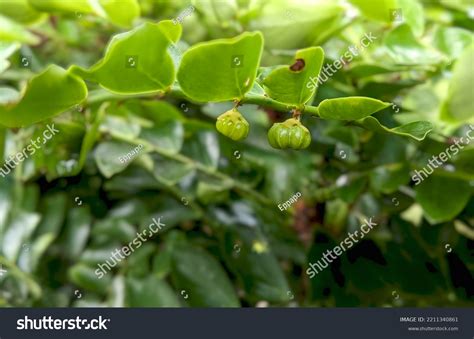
[261,47,324,106]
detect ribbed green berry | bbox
[216,109,250,141]
[267,118,311,150]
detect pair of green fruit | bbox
[215,109,311,150]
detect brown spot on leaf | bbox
[290,59,305,71]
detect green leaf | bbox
[349,0,397,22]
[69,263,111,294]
[126,276,180,307]
[177,32,263,102]
[397,0,425,37]
[0,0,45,24]
[29,0,140,27]
[2,211,40,261]
[30,120,85,180]
[348,63,409,78]
[440,44,474,124]
[140,120,184,154]
[222,228,290,303]
[70,21,181,95]
[152,156,194,185]
[72,102,107,175]
[317,97,390,120]
[171,243,240,307]
[369,163,410,194]
[452,148,474,179]
[63,207,91,259]
[415,174,471,224]
[24,193,67,271]
[95,0,140,27]
[28,0,91,13]
[262,47,324,106]
[251,2,344,49]
[384,24,442,65]
[94,141,146,178]
[196,178,232,204]
[0,65,87,128]
[433,26,473,60]
[182,131,220,169]
[0,14,40,44]
[354,117,433,140]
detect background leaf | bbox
[171,241,240,307]
[0,65,87,127]
[440,44,474,124]
[415,174,471,224]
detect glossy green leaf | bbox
[415,174,471,224]
[70,21,181,94]
[0,65,87,127]
[177,32,263,102]
[262,47,324,106]
[354,117,433,140]
[440,44,474,124]
[0,14,40,44]
[171,243,240,307]
[317,97,390,120]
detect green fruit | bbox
[267,118,311,149]
[216,109,250,141]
